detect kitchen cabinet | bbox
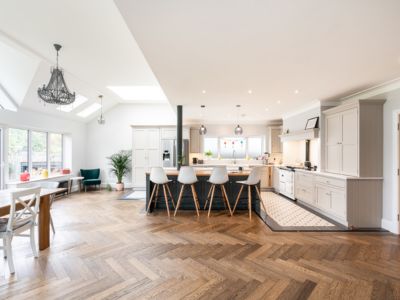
[190,128,203,153]
[294,170,382,228]
[132,128,161,188]
[279,169,294,199]
[268,126,282,154]
[272,166,280,192]
[323,99,385,177]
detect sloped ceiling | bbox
[115,0,400,124]
[0,0,164,121]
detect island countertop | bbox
[145,169,252,177]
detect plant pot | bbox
[115,183,124,191]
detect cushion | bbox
[82,179,101,186]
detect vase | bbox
[115,183,124,191]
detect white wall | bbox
[382,89,400,233]
[0,108,87,181]
[85,103,176,185]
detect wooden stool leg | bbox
[255,186,267,215]
[174,184,185,217]
[204,184,213,210]
[147,184,157,213]
[154,185,160,208]
[222,185,232,216]
[191,185,200,216]
[233,185,244,214]
[162,184,170,217]
[207,185,216,217]
[166,184,175,209]
[193,185,201,211]
[220,185,227,211]
[248,185,252,220]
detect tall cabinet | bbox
[132,128,161,188]
[324,100,385,177]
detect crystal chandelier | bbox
[38,44,75,105]
[97,95,106,125]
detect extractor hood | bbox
[279,128,319,142]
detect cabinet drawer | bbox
[296,186,314,204]
[316,185,332,211]
[315,176,345,189]
[295,172,314,188]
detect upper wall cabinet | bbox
[323,99,385,177]
[268,126,282,154]
[190,128,203,153]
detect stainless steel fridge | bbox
[162,139,189,168]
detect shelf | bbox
[279,128,319,142]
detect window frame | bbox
[7,127,64,181]
[203,135,265,159]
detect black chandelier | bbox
[38,44,75,105]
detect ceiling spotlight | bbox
[265,108,269,111]
[248,90,252,94]
[277,100,281,104]
[294,90,299,94]
[202,90,206,94]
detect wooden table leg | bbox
[39,194,51,250]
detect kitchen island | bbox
[145,169,262,213]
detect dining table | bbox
[0,188,67,250]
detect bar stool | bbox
[174,167,200,216]
[204,166,232,217]
[232,167,267,220]
[147,167,175,217]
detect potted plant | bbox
[107,150,132,191]
[204,150,213,159]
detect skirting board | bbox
[381,218,399,234]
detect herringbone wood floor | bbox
[0,190,399,299]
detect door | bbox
[341,108,358,176]
[326,114,342,173]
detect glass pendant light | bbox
[97,95,106,125]
[234,104,243,135]
[199,105,207,135]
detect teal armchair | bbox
[80,169,101,192]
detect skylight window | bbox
[76,103,101,118]
[107,85,167,101]
[57,94,88,112]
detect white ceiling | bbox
[0,0,164,121]
[115,0,400,124]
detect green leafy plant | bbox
[204,150,213,158]
[106,184,112,192]
[178,155,186,166]
[107,150,132,184]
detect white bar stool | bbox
[174,167,200,216]
[232,167,267,220]
[147,167,175,217]
[204,166,232,217]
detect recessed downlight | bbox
[265,108,269,111]
[294,90,299,94]
[202,90,206,94]
[277,100,281,104]
[248,90,252,94]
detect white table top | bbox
[70,176,84,180]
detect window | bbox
[8,128,28,181]
[247,137,263,159]
[7,128,64,181]
[203,136,264,160]
[203,138,218,158]
[219,137,246,159]
[31,131,47,178]
[49,133,63,174]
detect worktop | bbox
[146,169,251,177]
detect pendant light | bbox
[234,104,243,135]
[199,105,207,135]
[97,95,105,125]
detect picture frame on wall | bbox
[305,117,319,130]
